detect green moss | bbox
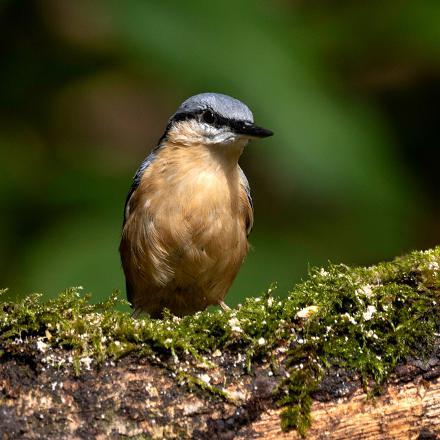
[1,248,440,435]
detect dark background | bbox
[1,0,439,305]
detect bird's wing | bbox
[121,149,158,306]
[239,167,254,236]
[239,166,253,209]
[123,150,157,224]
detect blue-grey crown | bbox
[172,92,254,123]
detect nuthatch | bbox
[119,93,273,317]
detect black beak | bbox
[234,121,274,138]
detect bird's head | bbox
[162,93,273,154]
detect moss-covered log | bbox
[1,248,440,439]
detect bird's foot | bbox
[219,301,231,312]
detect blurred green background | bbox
[1,0,439,306]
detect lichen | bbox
[1,247,440,435]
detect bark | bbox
[0,337,439,439]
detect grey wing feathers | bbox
[239,167,253,209]
[123,151,156,224]
[239,167,254,235]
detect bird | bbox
[119,92,273,318]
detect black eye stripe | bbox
[171,109,250,132]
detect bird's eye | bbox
[202,110,216,124]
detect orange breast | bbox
[120,142,252,316]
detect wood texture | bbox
[237,379,440,439]
[1,337,439,439]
